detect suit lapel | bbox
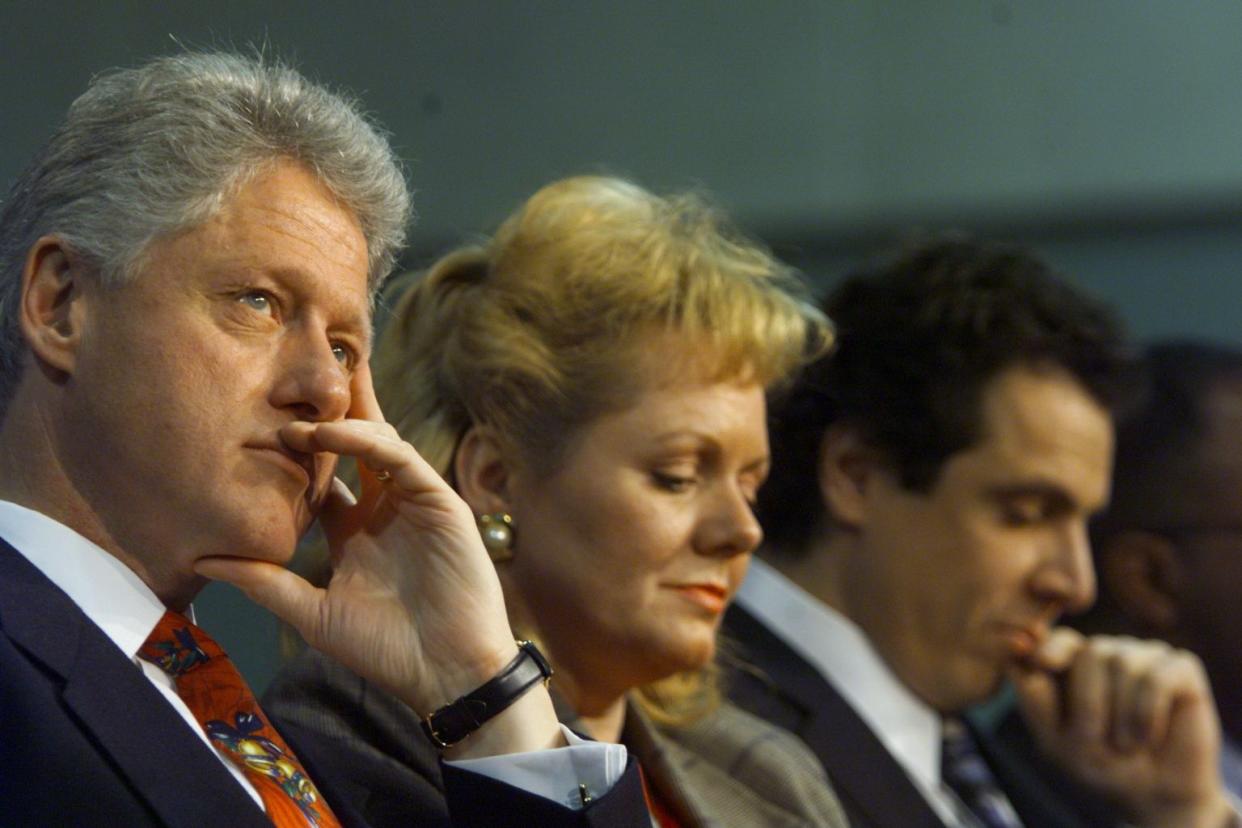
[0,541,271,828]
[280,724,372,828]
[723,603,947,828]
[618,703,704,826]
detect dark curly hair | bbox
[759,236,1135,556]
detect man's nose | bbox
[271,333,352,422]
[1036,520,1097,613]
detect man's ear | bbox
[817,424,879,530]
[1096,530,1182,634]
[454,425,515,517]
[19,235,87,375]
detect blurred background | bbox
[5,0,1242,690]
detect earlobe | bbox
[1098,531,1181,633]
[454,425,516,517]
[19,236,86,376]
[817,424,875,530]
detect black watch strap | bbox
[421,640,554,749]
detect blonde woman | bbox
[265,176,847,827]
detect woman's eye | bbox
[237,291,273,315]
[653,472,696,493]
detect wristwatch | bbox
[420,640,554,749]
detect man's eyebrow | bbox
[262,263,373,351]
[986,482,1076,511]
[354,316,374,353]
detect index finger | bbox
[348,359,385,424]
[1026,626,1086,673]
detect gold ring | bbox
[374,470,392,483]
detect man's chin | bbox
[966,664,1010,707]
[923,662,1007,712]
[219,515,303,568]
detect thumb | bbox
[317,476,365,563]
[194,557,324,642]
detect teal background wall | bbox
[5,0,1242,691]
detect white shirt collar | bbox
[736,557,945,801]
[0,500,167,659]
[1220,735,1242,800]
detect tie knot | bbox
[134,611,339,826]
[941,717,990,782]
[138,610,218,677]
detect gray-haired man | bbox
[0,52,646,827]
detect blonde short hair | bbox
[375,175,829,478]
[373,175,832,724]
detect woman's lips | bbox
[668,583,729,614]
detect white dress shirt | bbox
[0,500,626,813]
[1222,737,1242,801]
[736,557,988,828]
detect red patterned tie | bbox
[138,611,340,828]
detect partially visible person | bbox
[265,176,849,827]
[728,238,1239,828]
[1060,340,1242,798]
[0,52,650,826]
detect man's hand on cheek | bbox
[1009,628,1235,828]
[194,363,562,758]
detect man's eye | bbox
[1001,502,1045,526]
[331,343,354,368]
[237,291,273,315]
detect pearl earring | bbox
[477,513,515,562]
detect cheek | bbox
[582,512,679,599]
[548,505,687,613]
[953,518,1028,594]
[89,315,225,411]
[510,510,609,601]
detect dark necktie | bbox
[139,610,340,828]
[941,717,1024,828]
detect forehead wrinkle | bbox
[202,159,367,272]
[222,199,365,276]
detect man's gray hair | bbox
[0,51,410,416]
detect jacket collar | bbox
[0,540,274,828]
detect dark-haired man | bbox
[1062,340,1242,800]
[727,239,1238,828]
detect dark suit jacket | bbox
[265,646,848,827]
[722,603,1119,828]
[0,540,648,826]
